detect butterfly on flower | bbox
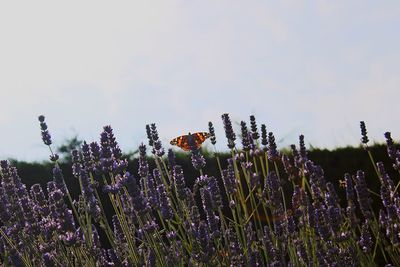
[170,132,210,151]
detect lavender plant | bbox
[0,115,398,266]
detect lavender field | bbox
[0,114,399,266]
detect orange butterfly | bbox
[170,132,210,151]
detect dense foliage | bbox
[0,114,399,266]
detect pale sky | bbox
[0,1,399,161]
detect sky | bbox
[0,1,399,162]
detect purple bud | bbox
[191,150,206,171]
[358,220,373,253]
[38,115,52,146]
[38,115,45,122]
[146,124,154,147]
[267,132,279,161]
[52,166,67,195]
[249,115,260,140]
[299,134,308,162]
[49,154,59,162]
[208,121,217,145]
[167,148,176,169]
[359,121,369,145]
[150,123,164,157]
[124,172,150,215]
[173,165,187,200]
[221,113,236,149]
[222,160,237,194]
[138,143,149,177]
[157,180,173,220]
[240,121,251,151]
[354,170,373,219]
[261,124,268,148]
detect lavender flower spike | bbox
[359,121,369,145]
[221,113,236,149]
[249,115,260,140]
[38,115,52,146]
[150,123,165,157]
[267,132,279,161]
[208,121,217,145]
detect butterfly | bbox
[170,132,210,151]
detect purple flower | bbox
[261,124,268,148]
[298,134,308,162]
[208,176,222,209]
[150,123,164,157]
[89,141,101,162]
[359,121,369,145]
[78,168,101,220]
[208,121,217,145]
[267,132,279,161]
[142,173,158,209]
[52,166,67,195]
[99,131,114,173]
[47,187,78,246]
[294,239,308,265]
[344,173,359,228]
[124,172,150,215]
[282,154,298,182]
[248,247,263,267]
[222,159,237,194]
[172,165,187,200]
[0,187,11,222]
[265,171,286,238]
[240,121,251,151]
[200,187,220,236]
[49,153,59,162]
[192,221,214,263]
[112,215,127,254]
[291,185,304,220]
[156,179,173,220]
[103,125,122,160]
[249,115,260,140]
[38,115,52,146]
[81,141,95,172]
[384,132,397,159]
[358,220,373,253]
[102,183,121,194]
[262,226,278,262]
[146,124,154,147]
[354,170,373,219]
[167,148,176,169]
[107,249,121,266]
[191,150,206,171]
[314,203,330,241]
[377,162,395,208]
[221,113,236,149]
[138,143,149,177]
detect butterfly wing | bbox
[171,132,210,151]
[170,135,191,151]
[193,132,210,149]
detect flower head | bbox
[249,115,260,140]
[208,121,217,145]
[221,113,236,149]
[38,115,52,146]
[267,132,279,161]
[359,121,369,145]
